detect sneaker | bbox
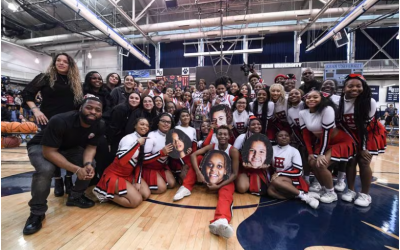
[334,180,346,192]
[354,193,372,207]
[23,213,45,235]
[309,181,322,192]
[302,195,319,209]
[320,192,338,204]
[307,192,321,200]
[173,186,191,201]
[92,188,109,203]
[209,218,234,239]
[66,193,95,208]
[341,189,356,202]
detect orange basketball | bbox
[5,122,21,133]
[1,122,9,133]
[19,122,38,133]
[3,136,21,148]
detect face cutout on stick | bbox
[209,104,233,128]
[166,129,192,159]
[242,133,273,169]
[200,150,232,185]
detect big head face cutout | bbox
[242,133,273,169]
[166,129,192,159]
[209,104,233,128]
[200,150,232,185]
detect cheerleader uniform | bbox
[212,93,235,107]
[182,143,235,223]
[272,97,291,134]
[192,90,203,104]
[271,144,308,192]
[148,89,164,101]
[234,132,268,195]
[340,97,386,155]
[138,130,170,190]
[299,106,356,161]
[249,101,276,142]
[287,102,305,145]
[169,125,198,176]
[232,110,254,135]
[193,101,211,131]
[94,132,154,200]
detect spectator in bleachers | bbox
[392,113,399,127]
[380,112,392,126]
[8,104,22,122]
[1,98,10,121]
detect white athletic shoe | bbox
[309,181,322,192]
[307,192,321,200]
[209,218,234,239]
[173,186,191,201]
[354,193,372,207]
[302,195,319,209]
[320,192,338,204]
[334,180,346,192]
[341,189,356,202]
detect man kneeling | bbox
[23,96,105,235]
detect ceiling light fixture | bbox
[297,37,302,44]
[8,2,17,11]
[87,52,92,59]
[34,57,39,64]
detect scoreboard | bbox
[324,63,363,87]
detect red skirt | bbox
[314,129,356,162]
[94,166,134,200]
[239,166,268,195]
[290,176,309,193]
[137,160,169,190]
[354,122,387,155]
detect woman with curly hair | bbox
[21,52,83,197]
[299,90,356,204]
[104,72,122,92]
[338,74,386,207]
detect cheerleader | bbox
[198,120,211,147]
[299,90,356,204]
[232,95,254,135]
[287,89,310,183]
[254,82,263,96]
[212,77,235,107]
[268,130,320,209]
[94,118,151,208]
[141,113,175,193]
[183,90,192,112]
[234,117,269,195]
[270,84,290,133]
[192,89,211,137]
[240,84,252,98]
[249,88,275,139]
[192,79,206,103]
[338,74,386,207]
[284,74,296,93]
[209,83,217,101]
[228,82,240,97]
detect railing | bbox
[302,59,399,72]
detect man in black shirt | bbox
[299,68,322,95]
[23,96,105,235]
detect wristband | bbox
[75,168,80,175]
[31,107,39,110]
[84,162,92,167]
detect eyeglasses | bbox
[91,77,102,80]
[160,119,171,125]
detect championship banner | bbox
[156,75,189,89]
[386,85,399,102]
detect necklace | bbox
[59,74,68,85]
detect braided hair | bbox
[253,88,270,134]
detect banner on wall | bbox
[386,85,399,102]
[369,85,380,102]
[156,75,189,89]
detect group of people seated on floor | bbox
[21,53,386,239]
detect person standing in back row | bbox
[299,68,322,95]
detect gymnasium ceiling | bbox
[1,0,399,52]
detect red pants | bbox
[183,155,234,223]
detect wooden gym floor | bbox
[1,145,399,250]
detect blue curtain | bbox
[160,41,198,68]
[355,27,399,60]
[248,32,294,64]
[123,45,155,70]
[300,30,347,62]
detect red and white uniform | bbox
[340,97,386,155]
[232,110,254,135]
[148,90,164,100]
[287,102,305,145]
[271,97,291,134]
[138,130,169,190]
[212,93,235,107]
[234,132,269,195]
[192,90,203,104]
[182,143,236,223]
[249,101,277,141]
[299,106,356,161]
[94,132,154,199]
[271,145,308,192]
